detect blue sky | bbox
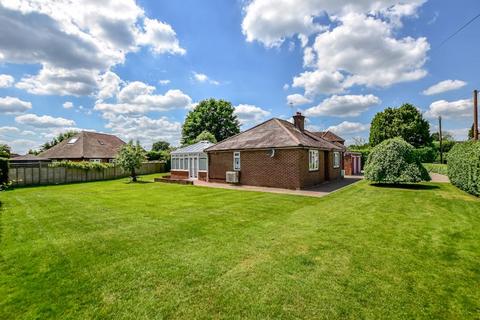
[0,0,479,153]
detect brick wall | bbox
[208,148,341,189]
[198,171,207,181]
[171,170,189,180]
[327,151,342,180]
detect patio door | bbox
[189,156,198,179]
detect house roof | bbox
[11,154,50,162]
[311,131,345,143]
[39,131,126,159]
[205,118,344,152]
[171,141,214,155]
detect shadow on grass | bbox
[124,180,154,184]
[371,183,440,190]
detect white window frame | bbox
[333,152,341,169]
[309,150,319,171]
[90,159,101,163]
[233,151,241,171]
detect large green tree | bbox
[151,140,170,152]
[182,99,240,145]
[369,104,431,148]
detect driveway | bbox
[193,176,363,198]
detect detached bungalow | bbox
[204,112,345,190]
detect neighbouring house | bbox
[204,112,345,190]
[36,131,126,163]
[170,141,214,181]
[10,154,51,164]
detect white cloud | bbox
[234,104,271,125]
[63,101,74,109]
[94,81,192,114]
[241,0,425,47]
[303,47,316,68]
[283,83,290,90]
[327,121,370,135]
[0,126,20,134]
[286,94,312,106]
[425,99,471,119]
[448,127,469,141]
[0,138,39,154]
[292,70,344,97]
[0,74,14,88]
[192,72,220,85]
[15,114,76,128]
[97,71,123,100]
[158,79,171,85]
[422,80,467,96]
[16,66,98,96]
[0,96,32,114]
[1,1,185,97]
[305,94,380,117]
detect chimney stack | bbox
[293,112,305,132]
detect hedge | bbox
[447,141,480,196]
[49,160,114,171]
[413,146,437,163]
[0,157,9,189]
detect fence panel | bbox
[8,162,165,187]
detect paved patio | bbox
[193,176,363,198]
[430,173,450,183]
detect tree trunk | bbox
[131,169,137,182]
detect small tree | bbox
[193,130,217,144]
[41,131,78,151]
[364,138,430,184]
[0,144,11,158]
[116,141,146,182]
[152,140,170,152]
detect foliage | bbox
[193,130,217,144]
[49,160,114,171]
[116,141,146,182]
[0,157,9,190]
[431,131,454,142]
[28,149,41,155]
[369,104,432,148]
[2,177,480,318]
[447,141,480,196]
[151,140,171,152]
[423,163,448,176]
[181,98,240,145]
[412,147,437,163]
[468,124,474,140]
[364,138,430,183]
[41,131,78,151]
[0,144,11,158]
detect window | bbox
[67,137,78,144]
[171,156,177,170]
[333,152,341,168]
[109,159,115,164]
[233,152,240,171]
[309,150,319,171]
[90,159,101,163]
[199,156,207,171]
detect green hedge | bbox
[413,147,437,163]
[0,157,8,189]
[49,160,114,171]
[447,142,480,196]
[423,163,448,176]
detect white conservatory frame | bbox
[170,141,213,180]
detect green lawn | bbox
[1,175,480,319]
[423,163,448,176]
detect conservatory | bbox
[170,140,214,181]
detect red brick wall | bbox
[208,148,342,189]
[171,170,189,180]
[198,171,207,181]
[327,151,342,180]
[344,153,353,176]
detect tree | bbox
[193,130,217,144]
[431,131,454,142]
[182,99,240,145]
[364,138,430,184]
[468,124,474,140]
[151,140,170,152]
[0,144,11,158]
[41,131,78,151]
[369,104,431,148]
[116,141,146,182]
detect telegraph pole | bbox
[474,89,479,141]
[438,116,443,164]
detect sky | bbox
[0,0,479,154]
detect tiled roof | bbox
[311,131,345,143]
[39,131,126,159]
[11,154,50,161]
[205,118,344,152]
[171,141,214,154]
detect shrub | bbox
[49,160,113,171]
[364,138,430,184]
[0,157,9,189]
[447,141,480,196]
[413,147,437,163]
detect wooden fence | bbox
[8,162,165,187]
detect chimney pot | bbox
[293,112,305,132]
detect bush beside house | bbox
[0,157,9,189]
[448,141,480,196]
[364,138,430,184]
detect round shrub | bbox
[447,141,480,196]
[364,138,431,184]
